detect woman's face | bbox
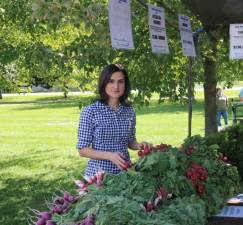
[105,71,125,102]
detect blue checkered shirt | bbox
[77,101,136,177]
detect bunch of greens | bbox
[47,135,240,225]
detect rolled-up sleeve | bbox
[128,109,136,142]
[76,107,94,150]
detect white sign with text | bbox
[109,0,134,50]
[178,14,196,57]
[148,4,169,54]
[230,24,243,59]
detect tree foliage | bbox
[0,0,243,132]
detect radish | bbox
[138,150,144,157]
[122,160,133,170]
[35,217,46,225]
[143,146,150,155]
[96,171,105,186]
[63,191,73,202]
[53,197,64,205]
[75,180,87,189]
[52,204,63,215]
[39,212,52,220]
[146,201,154,212]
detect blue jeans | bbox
[217,110,228,126]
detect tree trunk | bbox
[63,80,68,99]
[203,34,218,135]
[0,89,2,99]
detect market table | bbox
[208,194,243,225]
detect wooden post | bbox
[188,56,193,137]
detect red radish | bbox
[35,217,46,225]
[154,196,161,207]
[138,150,144,157]
[146,201,154,212]
[86,176,96,184]
[122,160,133,170]
[157,187,169,199]
[52,204,63,215]
[63,191,75,202]
[143,146,150,155]
[39,211,52,220]
[74,180,87,189]
[96,171,105,186]
[53,197,64,205]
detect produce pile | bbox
[30,136,240,225]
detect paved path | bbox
[2,87,243,97]
[2,91,93,97]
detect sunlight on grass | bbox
[0,90,239,225]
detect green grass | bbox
[0,90,239,225]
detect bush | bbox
[205,124,243,180]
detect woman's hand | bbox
[107,152,126,170]
[137,142,153,151]
[128,140,153,151]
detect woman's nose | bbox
[113,82,119,88]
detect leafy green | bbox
[52,133,241,225]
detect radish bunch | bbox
[141,186,171,212]
[186,163,208,195]
[121,160,133,170]
[75,170,106,195]
[138,143,171,157]
[28,210,56,225]
[29,191,80,225]
[185,144,195,156]
[50,191,80,215]
[218,153,231,164]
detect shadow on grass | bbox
[0,149,84,225]
[0,149,56,170]
[0,174,81,225]
[8,96,94,111]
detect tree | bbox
[181,0,243,133]
[1,0,243,134]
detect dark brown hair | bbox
[98,64,131,106]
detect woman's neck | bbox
[108,99,120,110]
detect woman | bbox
[239,88,243,102]
[77,64,151,178]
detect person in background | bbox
[239,88,243,102]
[76,64,152,179]
[216,88,228,130]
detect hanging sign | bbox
[108,0,134,50]
[178,14,196,57]
[230,24,243,59]
[148,4,169,54]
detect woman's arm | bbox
[78,147,126,170]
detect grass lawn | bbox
[0,90,240,225]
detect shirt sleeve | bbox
[76,106,94,150]
[128,108,136,142]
